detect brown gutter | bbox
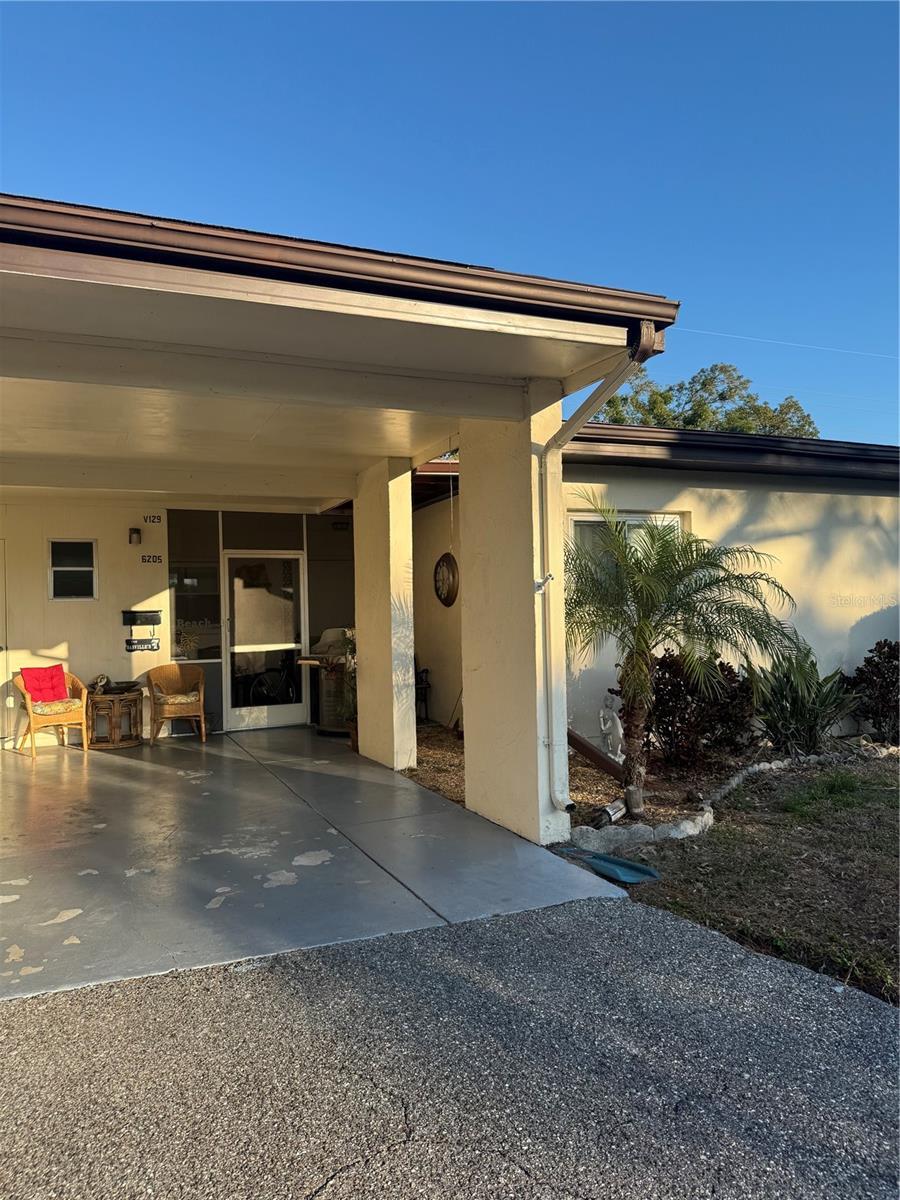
[414,426,899,493]
[0,193,680,332]
[566,424,900,483]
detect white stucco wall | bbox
[0,496,171,743]
[412,499,462,726]
[411,467,899,751]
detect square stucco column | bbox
[353,458,417,771]
[458,400,571,845]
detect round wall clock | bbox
[433,552,459,607]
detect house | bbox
[0,194,679,846]
[412,425,899,749]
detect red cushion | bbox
[21,665,68,703]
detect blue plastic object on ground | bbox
[560,847,660,885]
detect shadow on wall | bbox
[390,587,416,714]
[847,605,900,664]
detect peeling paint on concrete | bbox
[77,869,99,876]
[1,878,30,886]
[19,965,44,976]
[263,871,297,888]
[37,909,83,926]
[0,896,21,905]
[124,868,153,878]
[63,936,81,945]
[4,945,25,964]
[203,843,277,860]
[292,851,334,867]
[326,828,339,835]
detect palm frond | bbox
[565,503,799,707]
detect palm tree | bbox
[564,495,798,813]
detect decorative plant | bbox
[339,627,358,725]
[642,650,756,766]
[750,645,858,756]
[565,495,798,812]
[847,639,899,745]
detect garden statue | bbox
[598,696,626,764]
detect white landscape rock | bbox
[572,805,715,854]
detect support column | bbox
[353,458,416,771]
[459,399,571,845]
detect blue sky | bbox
[1,1,896,441]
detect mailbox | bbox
[122,610,162,626]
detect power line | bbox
[678,327,899,361]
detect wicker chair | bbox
[146,664,206,745]
[13,671,89,760]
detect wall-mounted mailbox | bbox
[122,610,162,626]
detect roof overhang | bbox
[0,194,679,334]
[412,424,899,504]
[0,195,679,508]
[564,424,900,484]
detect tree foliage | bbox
[599,362,820,438]
[847,639,899,744]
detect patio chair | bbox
[14,667,89,760]
[146,663,206,745]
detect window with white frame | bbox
[571,511,682,554]
[49,540,97,599]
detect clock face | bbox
[434,552,459,607]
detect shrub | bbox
[848,640,899,745]
[752,646,857,756]
[642,650,756,766]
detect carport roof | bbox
[0,193,680,334]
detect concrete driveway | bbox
[1,899,895,1199]
[0,728,620,998]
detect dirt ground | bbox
[405,725,899,1003]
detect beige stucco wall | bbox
[565,466,900,744]
[0,495,171,743]
[412,500,462,726]
[411,468,899,752]
[353,460,416,771]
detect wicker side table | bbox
[87,689,143,749]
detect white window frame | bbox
[568,510,682,543]
[48,539,98,601]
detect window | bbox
[49,540,97,599]
[167,510,221,660]
[571,512,682,553]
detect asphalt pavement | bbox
[2,898,896,1199]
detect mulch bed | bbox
[405,723,739,827]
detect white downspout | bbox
[538,323,657,812]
